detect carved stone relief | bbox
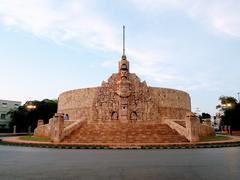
[92,73,158,122]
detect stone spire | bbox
[123,25,126,56]
[119,25,129,77]
[116,26,132,122]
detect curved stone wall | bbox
[58,87,99,121]
[150,87,191,120]
[150,87,191,110]
[58,86,191,121]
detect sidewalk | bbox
[0,133,32,137]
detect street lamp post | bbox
[221,102,233,109]
[220,102,233,135]
[25,101,37,133]
[26,103,37,111]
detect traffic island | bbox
[1,135,240,149]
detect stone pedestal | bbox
[186,112,200,142]
[50,113,64,143]
[13,126,16,134]
[37,119,44,127]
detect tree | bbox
[216,96,240,130]
[8,99,57,133]
[199,112,211,123]
[216,96,237,110]
[8,106,28,132]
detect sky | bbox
[0,0,240,116]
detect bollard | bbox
[13,125,16,134]
[28,126,31,134]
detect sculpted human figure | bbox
[111,112,118,120]
[131,112,137,120]
[120,70,128,79]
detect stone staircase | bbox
[62,122,188,143]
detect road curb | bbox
[1,139,240,149]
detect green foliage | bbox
[216,96,240,130]
[20,136,50,142]
[8,106,28,132]
[200,135,230,142]
[199,112,211,123]
[216,96,237,110]
[8,99,57,133]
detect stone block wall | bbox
[34,124,50,138]
[150,87,191,109]
[58,87,98,121]
[150,87,191,120]
[57,86,191,122]
[199,124,216,137]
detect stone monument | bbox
[34,26,215,144]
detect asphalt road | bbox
[0,145,240,180]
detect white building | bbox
[0,99,21,129]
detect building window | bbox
[2,102,7,107]
[14,104,19,108]
[1,114,6,119]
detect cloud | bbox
[0,0,175,85]
[130,0,240,38]
[100,59,116,68]
[100,47,179,84]
[129,0,183,12]
[0,0,120,51]
[187,0,240,38]
[0,0,226,92]
[127,49,182,83]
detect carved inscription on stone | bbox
[92,73,158,122]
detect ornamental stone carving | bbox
[92,55,158,122]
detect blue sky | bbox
[0,0,240,116]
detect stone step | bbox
[62,123,188,143]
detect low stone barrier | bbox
[199,124,216,137]
[163,119,187,139]
[62,120,85,141]
[34,124,50,138]
[34,114,85,143]
[164,113,216,142]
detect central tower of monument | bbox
[117,26,131,121]
[117,56,131,121]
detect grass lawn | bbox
[18,135,231,144]
[20,136,50,142]
[200,135,230,142]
